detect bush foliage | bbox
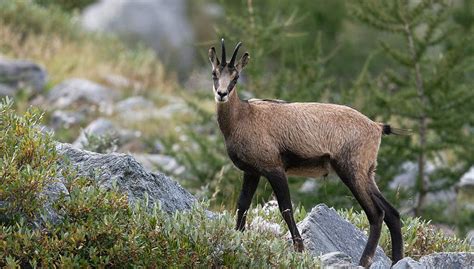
[0,98,57,225]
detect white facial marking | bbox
[214,71,232,103]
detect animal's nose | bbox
[217,91,227,98]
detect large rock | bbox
[392,252,474,269]
[115,96,155,112]
[56,143,195,213]
[47,79,118,112]
[50,110,86,129]
[114,96,157,122]
[82,0,195,77]
[0,58,47,95]
[73,118,139,151]
[295,204,391,267]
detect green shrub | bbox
[0,97,57,225]
[35,0,97,12]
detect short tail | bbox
[382,124,411,136]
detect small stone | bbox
[0,58,47,95]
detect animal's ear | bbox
[208,47,220,69]
[236,52,249,72]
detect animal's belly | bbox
[286,166,330,178]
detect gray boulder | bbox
[47,79,118,112]
[56,143,196,213]
[114,96,158,122]
[115,96,155,111]
[393,252,474,269]
[73,118,139,150]
[50,110,86,129]
[295,204,391,267]
[0,58,47,95]
[82,0,194,77]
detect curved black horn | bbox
[229,42,242,67]
[221,38,226,66]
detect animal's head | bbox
[208,39,250,103]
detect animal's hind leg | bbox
[371,185,404,264]
[331,160,384,268]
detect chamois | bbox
[208,39,405,267]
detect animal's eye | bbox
[212,71,217,79]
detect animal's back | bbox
[247,100,382,158]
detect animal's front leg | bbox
[235,172,260,231]
[265,169,304,252]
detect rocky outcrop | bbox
[55,143,195,213]
[35,142,195,225]
[47,78,118,112]
[294,204,391,267]
[391,252,474,269]
[0,58,47,96]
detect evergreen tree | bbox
[348,0,474,216]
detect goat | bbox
[208,39,405,267]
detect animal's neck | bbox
[216,89,245,138]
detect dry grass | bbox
[0,22,176,95]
